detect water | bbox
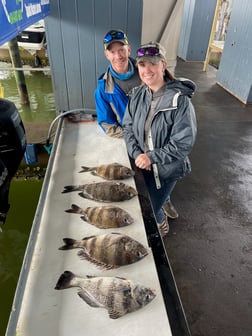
[0,63,56,334]
[0,179,43,334]
[0,62,56,122]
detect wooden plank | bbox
[203,0,222,71]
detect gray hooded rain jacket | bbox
[123,74,197,189]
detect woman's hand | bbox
[135,153,152,171]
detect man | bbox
[95,29,141,138]
[0,98,26,231]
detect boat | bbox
[0,20,46,54]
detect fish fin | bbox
[79,166,94,173]
[112,283,132,294]
[58,238,77,250]
[115,276,127,280]
[86,275,97,279]
[90,171,98,177]
[78,191,93,200]
[77,289,103,308]
[77,249,116,270]
[82,235,96,240]
[62,185,80,193]
[81,215,107,228]
[108,309,124,319]
[55,270,75,289]
[80,214,88,222]
[65,203,82,214]
[79,191,104,202]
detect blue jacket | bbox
[94,58,140,137]
[95,69,128,130]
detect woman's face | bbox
[137,59,167,91]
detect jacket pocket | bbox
[157,156,191,181]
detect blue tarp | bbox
[24,144,38,164]
[0,0,50,46]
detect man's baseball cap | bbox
[103,29,129,50]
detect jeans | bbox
[143,170,177,224]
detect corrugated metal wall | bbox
[45,0,252,106]
[217,0,252,104]
[45,0,143,112]
[178,0,216,61]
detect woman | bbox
[123,42,197,236]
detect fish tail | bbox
[65,204,83,214]
[79,166,93,173]
[62,185,81,193]
[58,238,78,250]
[55,270,75,290]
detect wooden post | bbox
[0,83,4,98]
[8,37,30,105]
[203,0,222,71]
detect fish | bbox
[79,162,135,180]
[62,181,137,202]
[65,204,134,228]
[58,232,149,270]
[55,270,156,319]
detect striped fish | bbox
[65,204,134,228]
[62,181,137,202]
[58,232,149,270]
[79,162,135,180]
[55,271,156,319]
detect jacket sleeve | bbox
[101,122,123,138]
[123,100,143,159]
[94,85,122,137]
[148,95,197,164]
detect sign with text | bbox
[0,0,50,46]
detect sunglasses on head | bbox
[103,31,127,44]
[137,46,160,57]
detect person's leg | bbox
[0,161,10,229]
[163,201,178,218]
[143,171,177,236]
[160,176,178,218]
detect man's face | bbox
[104,42,131,74]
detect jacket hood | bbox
[165,72,196,98]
